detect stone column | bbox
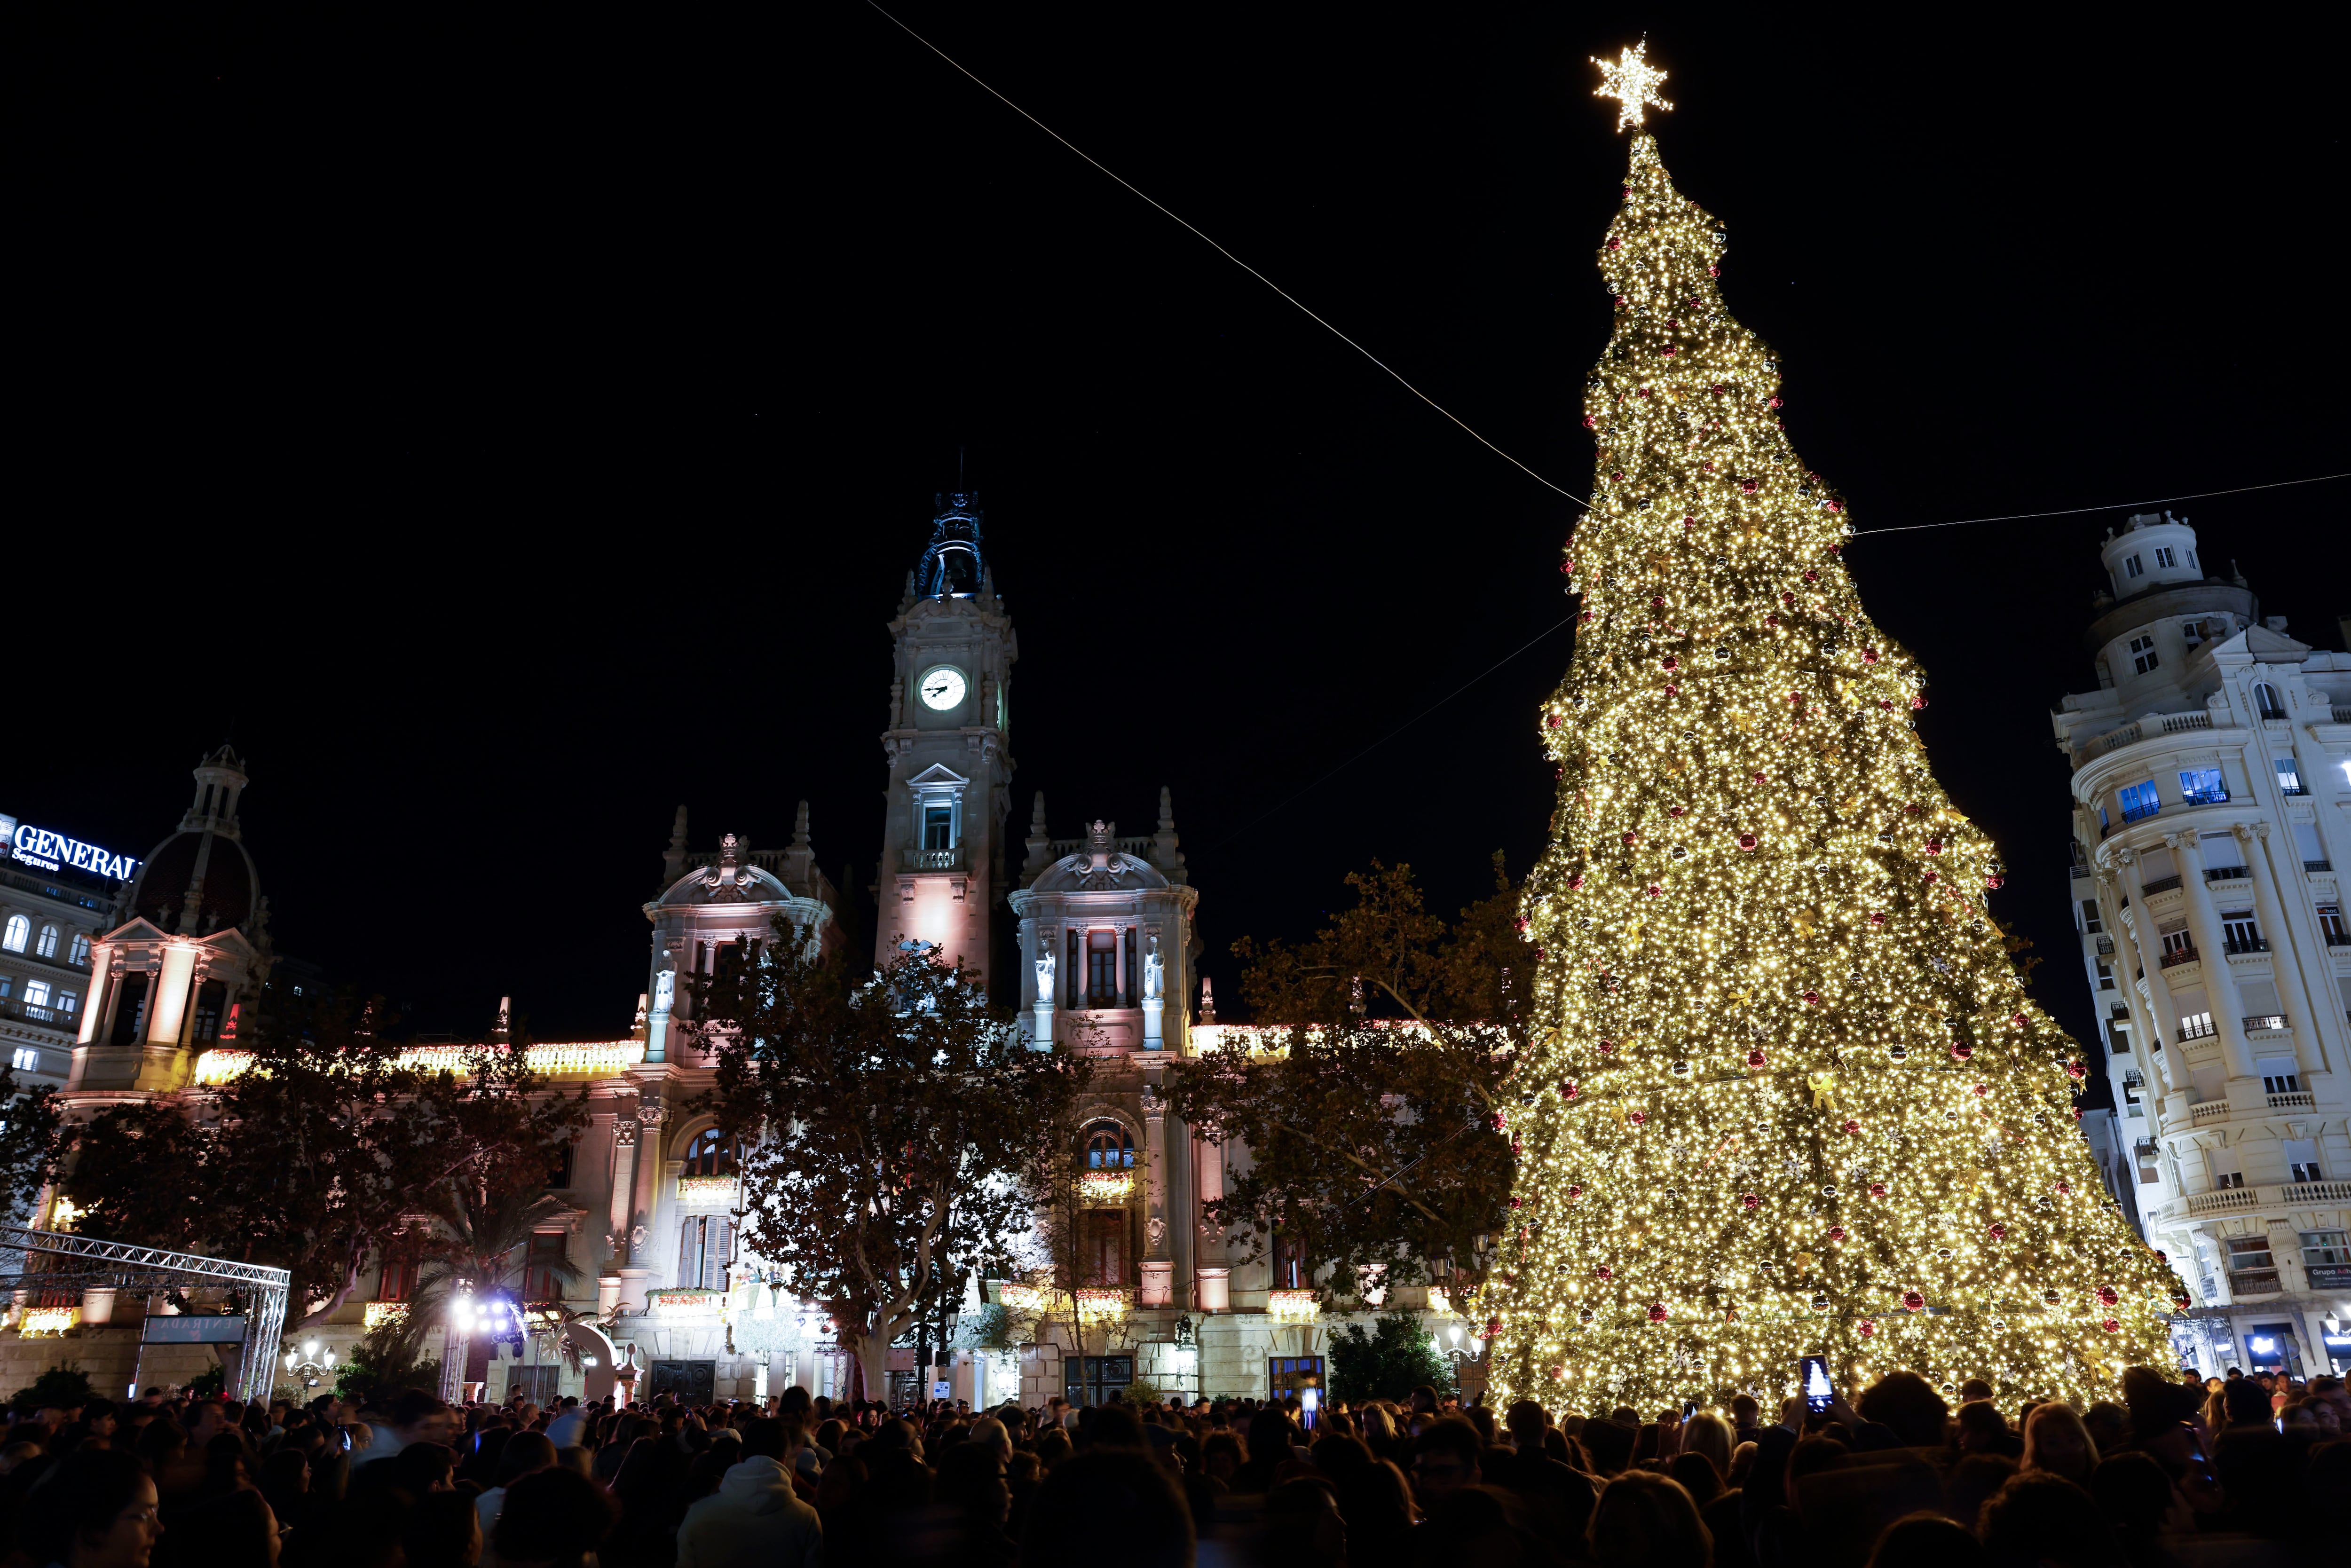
[1138,1069,1172,1307]
[2246,822,2351,1076]
[2167,833,2257,1084]
[1195,1133,1230,1313]
[2114,860,2185,1081]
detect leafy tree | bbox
[56,987,587,1331]
[0,1062,62,1221]
[1163,859,1520,1305]
[703,925,1091,1402]
[334,1332,441,1404]
[369,1180,583,1379]
[1327,1312,1458,1404]
[9,1364,94,1415]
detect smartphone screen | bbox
[1798,1355,1834,1414]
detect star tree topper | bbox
[1593,41,1672,133]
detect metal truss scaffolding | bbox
[0,1226,289,1402]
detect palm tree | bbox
[369,1178,582,1392]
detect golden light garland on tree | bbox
[1480,53,2183,1412]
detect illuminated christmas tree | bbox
[1483,47,2182,1410]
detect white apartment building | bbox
[2053,511,2351,1379]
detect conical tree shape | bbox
[1483,134,2182,1411]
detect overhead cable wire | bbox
[861,0,1589,507]
[864,7,2347,548]
[1847,471,2351,537]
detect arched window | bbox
[1083,1120,1134,1170]
[682,1127,740,1178]
[68,934,89,966]
[2253,683,2286,721]
[0,915,25,954]
[35,926,57,960]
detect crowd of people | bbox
[5,1361,2346,1567]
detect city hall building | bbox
[26,495,1440,1410]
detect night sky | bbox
[12,10,2346,1044]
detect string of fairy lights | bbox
[1475,46,2182,1410]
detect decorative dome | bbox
[127,744,262,936]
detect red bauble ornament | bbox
[1547,713,1563,729]
[1771,395,1784,409]
[1607,237,1621,250]
[2014,1013,2030,1029]
[1599,1040,1616,1055]
[2154,1250,2169,1264]
[1747,1048,1767,1070]
[1638,386,1651,398]
[1925,839,1943,855]
[1901,1291,1925,1313]
[1988,1224,2006,1241]
[1859,1320,1877,1338]
[1709,265,1720,277]
[1862,647,1879,663]
[1683,515,1696,528]
[1766,614,1781,627]
[1870,912,1887,925]
[2097,1285,2119,1307]
[1803,991,1822,1006]
[1595,1265,1614,1280]
[1550,1364,1567,1381]
[1802,570,1818,583]
[1532,947,1546,961]
[1842,1119,1860,1135]
[1741,1192,1761,1211]
[2072,1106,2084,1121]
[1922,870,1940,885]
[1514,915,1529,933]
[1628,1110,1647,1126]
[1661,344,1676,356]
[1612,471,1625,482]
[1488,1111,1508,1132]
[1484,1318,1500,1339]
[1711,382,1728,394]
[1911,694,1928,709]
[1621,831,1640,846]
[1648,1303,1669,1323]
[1869,1182,1887,1198]
[1568,875,1585,890]
[1669,805,1687,818]
[1878,699,1894,710]
[1580,609,1595,623]
[2102,1318,2121,1334]
[1950,1043,1973,1062]
[1737,834,1758,851]
[1973,1083,1990,1097]
[2056,1181,2072,1195]
[2066,1060,2086,1080]
[1740,479,1759,493]
[1662,655,1678,671]
[1828,1225,1847,1242]
[1582,414,1597,429]
[1566,1181,1583,1197]
[1645,883,1663,897]
[1564,1084,1580,1103]
[1509,1196,1523,1208]
[1984,875,2004,890]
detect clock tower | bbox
[875,492,1016,993]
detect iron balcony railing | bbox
[2203,865,2249,882]
[2159,945,2199,969]
[2141,875,2184,896]
[2227,1269,2282,1297]
[2244,1014,2289,1033]
[2223,937,2269,955]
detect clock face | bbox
[917,666,968,711]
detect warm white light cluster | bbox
[1593,42,1673,134]
[191,1039,644,1086]
[1481,133,2179,1411]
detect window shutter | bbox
[2238,980,2282,1017]
[2294,822,2327,863]
[2139,847,2176,882]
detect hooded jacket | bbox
[676,1455,824,1568]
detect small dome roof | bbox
[131,830,260,936]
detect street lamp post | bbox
[282,1339,339,1393]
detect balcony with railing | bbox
[2244,1014,2289,1034]
[2159,944,2200,970]
[2094,935,2116,955]
[2141,875,2185,897]
[2185,1185,2259,1216]
[2176,1015,2217,1044]
[2223,937,2270,956]
[2308,860,2335,874]
[2284,1180,2351,1204]
[2226,1269,2282,1297]
[2188,1098,2233,1126]
[902,844,969,872]
[2075,709,2216,764]
[2267,1091,2317,1111]
[2203,865,2250,883]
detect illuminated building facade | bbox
[2054,511,2351,1377]
[0,809,130,1090]
[27,498,1448,1409]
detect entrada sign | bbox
[8,821,140,882]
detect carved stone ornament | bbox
[614,1119,640,1149]
[1146,1217,1167,1252]
[630,1224,648,1249]
[1035,949,1055,999]
[701,834,762,902]
[637,1097,667,1127]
